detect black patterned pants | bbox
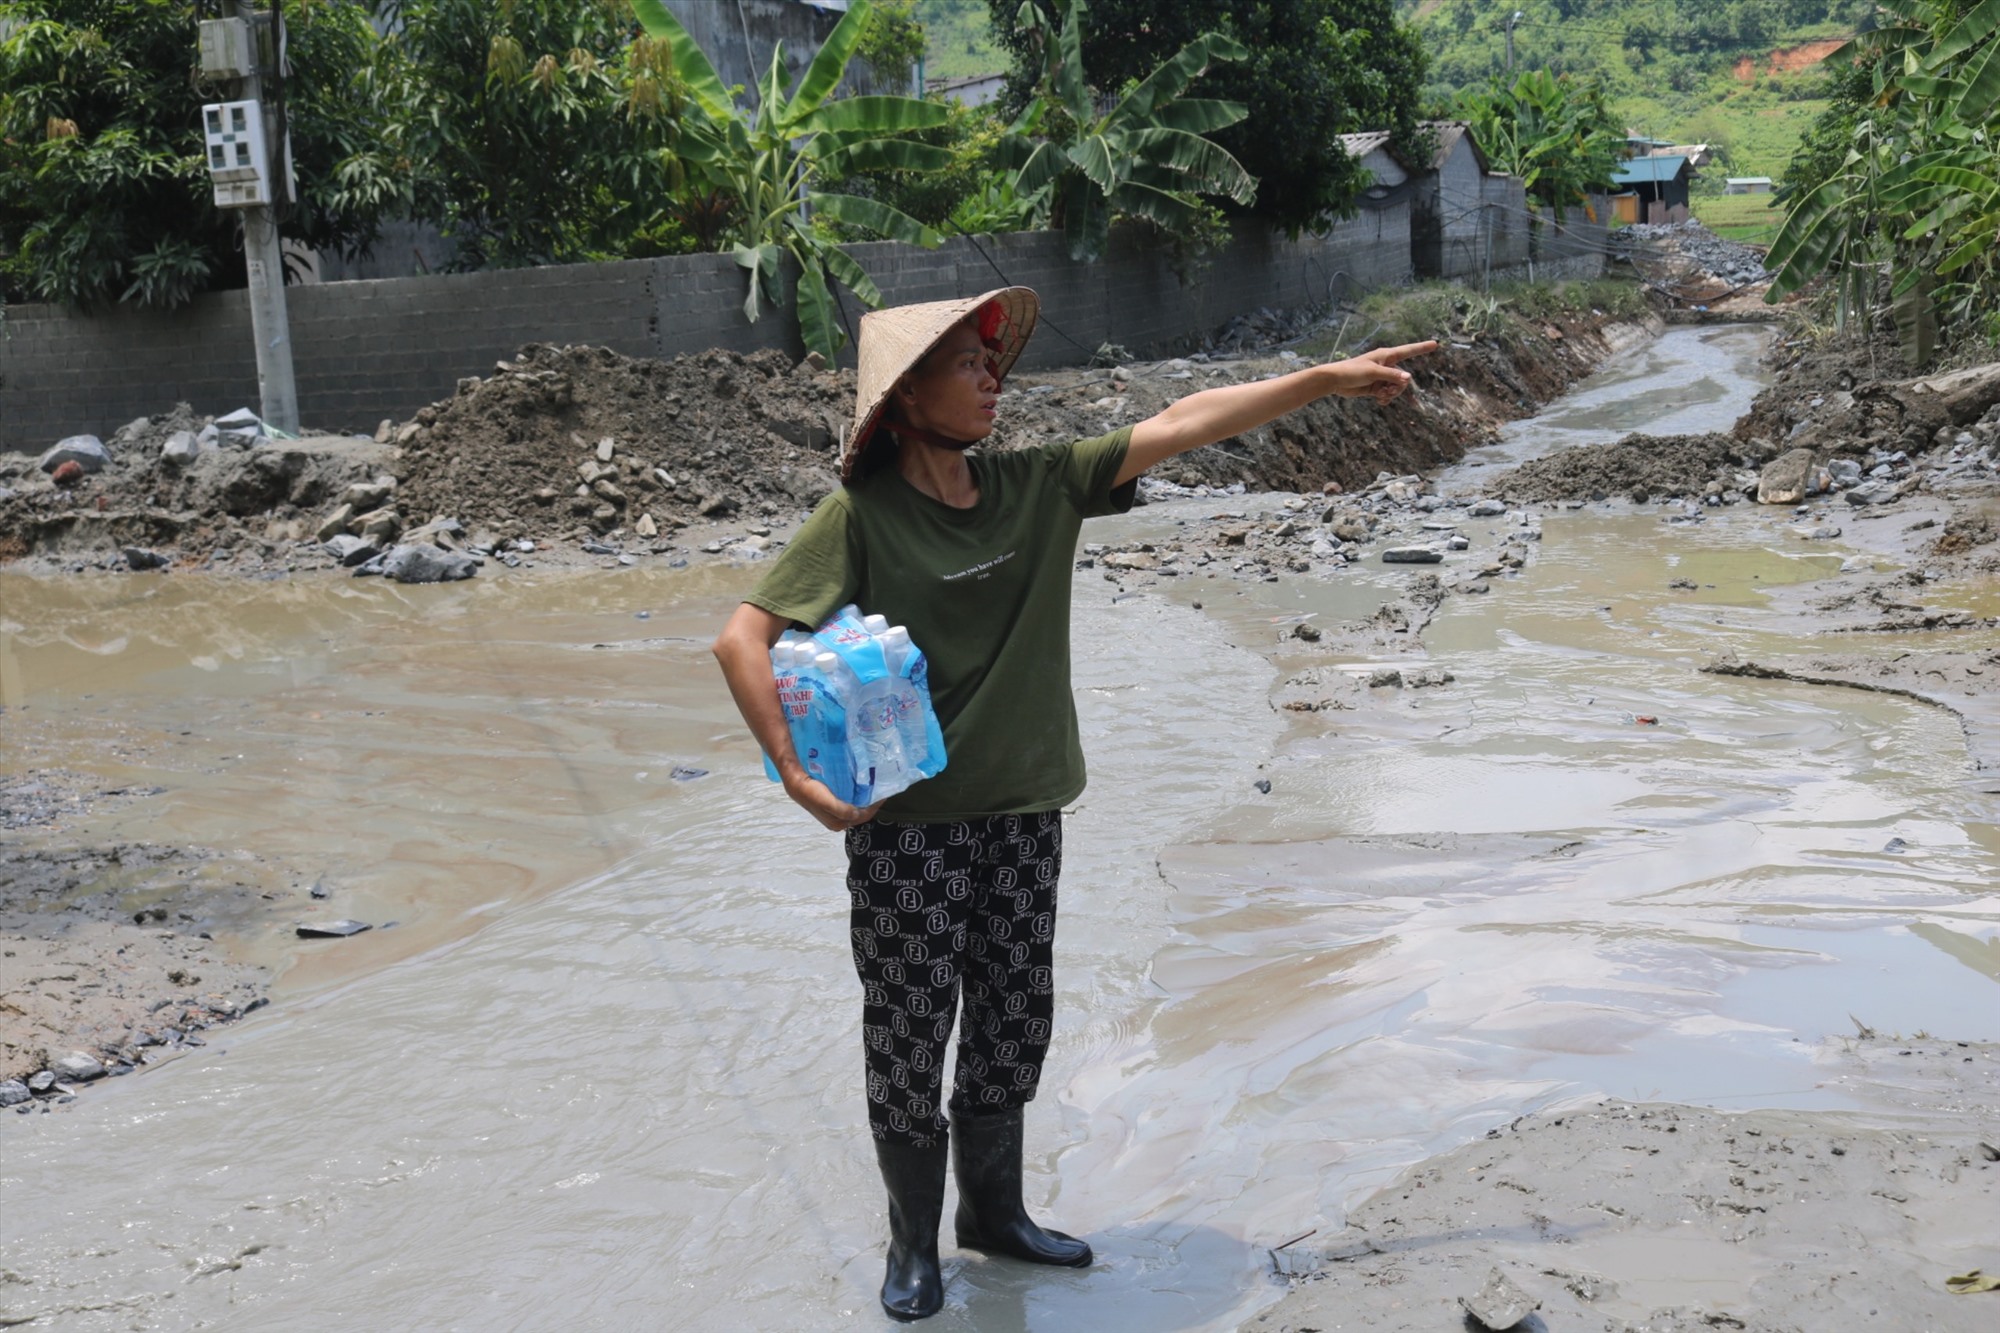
[844,811,1062,1147]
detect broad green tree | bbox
[988,0,1427,235]
[996,0,1257,262]
[0,0,388,308]
[631,0,953,360]
[340,0,691,269]
[1453,69,1624,221]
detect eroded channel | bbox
[1,326,1994,1331]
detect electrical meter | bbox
[202,100,270,209]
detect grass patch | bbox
[1695,192,1782,246]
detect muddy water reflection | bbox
[4,325,1997,1331]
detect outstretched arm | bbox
[1115,341,1437,487]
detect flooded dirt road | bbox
[2,326,1995,1330]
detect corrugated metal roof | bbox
[1613,155,1690,184]
[1338,131,1395,159]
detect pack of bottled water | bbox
[764,604,947,805]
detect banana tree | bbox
[1453,70,1623,223]
[629,0,951,359]
[997,0,1256,262]
[1765,0,2000,361]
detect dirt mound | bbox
[0,408,391,570]
[2,305,1655,573]
[393,343,852,541]
[1493,431,1776,504]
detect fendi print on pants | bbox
[844,811,1062,1147]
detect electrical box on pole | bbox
[197,18,255,79]
[200,1,301,435]
[201,100,272,209]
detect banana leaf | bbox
[808,191,941,247]
[1120,128,1255,204]
[1955,36,2000,120]
[815,138,956,176]
[791,0,870,120]
[821,245,883,308]
[1012,140,1068,198]
[1065,136,1119,196]
[794,258,839,361]
[1890,268,1937,367]
[1053,0,1091,127]
[733,242,784,322]
[1912,164,1998,196]
[795,96,950,138]
[1108,180,1207,233]
[1149,98,1248,135]
[629,0,734,123]
[1062,175,1109,262]
[1926,0,2000,69]
[1106,31,1248,130]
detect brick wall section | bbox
[3,222,1414,452]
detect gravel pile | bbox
[1619,219,1769,288]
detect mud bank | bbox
[1257,1037,2000,1332]
[0,308,1658,579]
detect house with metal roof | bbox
[1611,154,1693,222]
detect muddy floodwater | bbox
[3,326,1996,1330]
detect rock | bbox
[1367,668,1403,688]
[377,543,479,584]
[317,503,356,541]
[341,479,395,510]
[122,547,169,571]
[699,493,736,518]
[592,479,627,504]
[27,1071,56,1094]
[374,418,395,444]
[596,437,615,463]
[1827,458,1863,487]
[1407,668,1455,688]
[1459,1267,1539,1330]
[196,423,219,451]
[401,516,464,548]
[1845,481,1890,507]
[39,434,111,475]
[1252,778,1272,794]
[1381,546,1443,564]
[1789,523,1843,540]
[296,919,373,938]
[635,513,658,538]
[1293,623,1321,642]
[1445,535,1471,551]
[1467,498,1507,517]
[50,1051,106,1082]
[323,533,381,567]
[1758,447,1818,504]
[0,1079,29,1107]
[50,460,86,487]
[1101,551,1159,571]
[161,430,200,465]
[353,507,402,541]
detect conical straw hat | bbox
[842,286,1039,481]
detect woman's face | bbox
[895,320,1000,442]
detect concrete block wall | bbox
[3,219,1415,451]
[1482,176,1531,271]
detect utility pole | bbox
[201,1,299,434]
[1506,10,1523,73]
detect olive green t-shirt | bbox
[746,427,1136,821]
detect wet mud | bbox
[1,318,1995,1331]
[1258,1039,2000,1333]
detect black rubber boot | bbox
[876,1137,949,1321]
[951,1107,1093,1267]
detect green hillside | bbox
[911,0,1006,80]
[1399,0,1868,181]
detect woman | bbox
[712,287,1431,1321]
